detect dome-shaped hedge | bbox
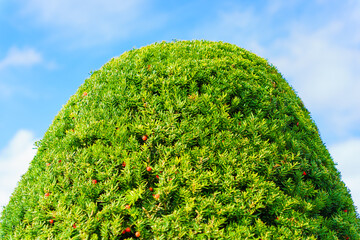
[1,40,359,239]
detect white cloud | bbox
[0,47,43,70]
[0,130,37,209]
[270,23,360,110]
[329,139,360,212]
[17,0,167,46]
[268,22,360,139]
[0,46,56,99]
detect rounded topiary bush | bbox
[1,40,359,239]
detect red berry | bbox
[58,160,62,163]
[156,175,159,179]
[302,171,307,176]
[149,187,153,191]
[135,231,141,237]
[296,122,299,126]
[122,162,126,167]
[83,92,87,96]
[154,194,160,200]
[169,178,172,181]
[92,179,97,184]
[344,209,348,212]
[146,166,152,172]
[45,192,50,197]
[73,223,76,228]
[122,230,126,234]
[142,135,148,141]
[49,219,54,224]
[125,204,131,209]
[126,227,131,232]
[46,163,50,166]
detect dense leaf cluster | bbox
[1,40,359,239]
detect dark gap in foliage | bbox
[257,207,277,227]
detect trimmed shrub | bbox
[1,40,359,239]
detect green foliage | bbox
[1,40,359,239]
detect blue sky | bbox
[1,0,360,212]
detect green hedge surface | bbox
[1,40,359,239]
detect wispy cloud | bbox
[17,0,167,46]
[0,47,43,70]
[0,46,53,99]
[329,139,360,211]
[268,21,360,141]
[0,130,37,209]
[269,22,360,98]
